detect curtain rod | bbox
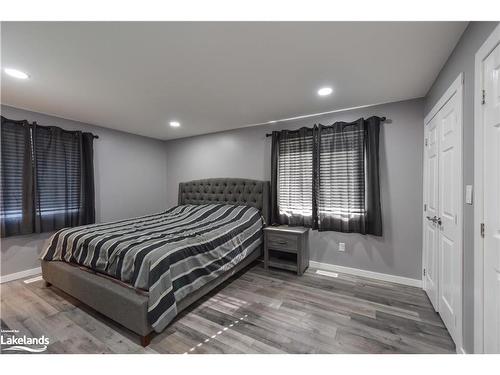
[265,116,387,137]
[2,116,100,138]
[32,121,99,139]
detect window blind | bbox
[277,130,313,226]
[317,127,365,221]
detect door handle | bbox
[436,217,442,226]
[426,216,437,223]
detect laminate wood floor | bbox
[0,263,455,354]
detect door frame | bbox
[423,72,464,352]
[473,22,500,354]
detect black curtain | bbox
[0,116,95,237]
[33,123,95,233]
[0,117,35,236]
[363,116,382,236]
[271,116,383,236]
[270,131,280,225]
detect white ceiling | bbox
[1,22,467,140]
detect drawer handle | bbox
[272,240,288,245]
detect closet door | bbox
[423,116,440,310]
[437,90,462,347]
[423,74,463,350]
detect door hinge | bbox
[424,203,427,212]
[425,138,428,146]
[423,268,426,276]
[482,89,486,105]
[480,223,485,238]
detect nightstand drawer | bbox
[267,233,299,252]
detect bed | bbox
[40,178,270,346]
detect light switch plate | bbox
[465,185,473,205]
[339,242,346,252]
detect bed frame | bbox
[41,178,270,346]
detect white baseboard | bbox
[310,261,422,288]
[0,267,41,284]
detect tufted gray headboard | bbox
[178,178,270,225]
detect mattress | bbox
[41,204,263,332]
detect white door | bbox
[423,116,440,310]
[423,74,463,350]
[483,42,500,354]
[437,91,462,347]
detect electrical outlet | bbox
[338,242,346,252]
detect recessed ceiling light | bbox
[4,68,29,80]
[169,121,180,128]
[317,87,333,96]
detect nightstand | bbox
[263,226,310,275]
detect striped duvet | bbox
[41,204,263,332]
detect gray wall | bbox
[424,21,499,354]
[0,105,168,277]
[165,98,424,280]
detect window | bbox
[1,116,95,237]
[271,117,383,236]
[273,128,314,227]
[317,126,365,223]
[278,132,313,219]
